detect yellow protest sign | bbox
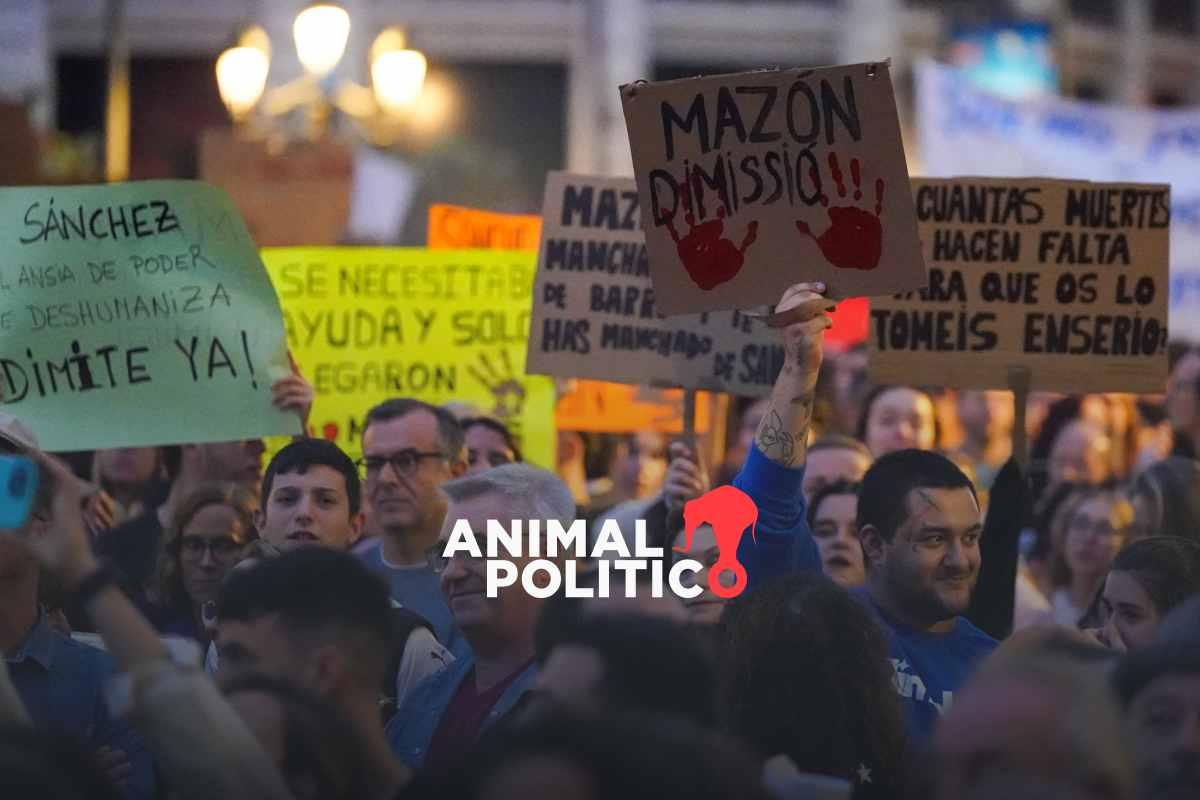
[261,248,555,467]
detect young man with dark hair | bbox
[216,548,411,799]
[257,438,362,552]
[358,398,468,655]
[857,448,997,739]
[243,438,451,712]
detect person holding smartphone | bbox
[0,414,157,799]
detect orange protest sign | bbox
[427,204,542,250]
[556,382,712,434]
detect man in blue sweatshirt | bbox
[733,283,995,741]
[856,448,997,739]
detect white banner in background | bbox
[917,59,1200,342]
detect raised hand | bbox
[663,440,711,518]
[754,282,832,468]
[23,454,98,587]
[271,351,315,434]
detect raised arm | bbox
[733,282,831,584]
[752,282,830,468]
[28,456,294,800]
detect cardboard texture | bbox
[427,202,705,432]
[620,62,926,315]
[261,247,554,467]
[527,172,800,397]
[199,130,351,246]
[868,177,1169,394]
[0,181,298,450]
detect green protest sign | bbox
[0,181,300,451]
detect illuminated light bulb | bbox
[294,3,350,77]
[216,46,270,118]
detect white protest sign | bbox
[620,62,926,316]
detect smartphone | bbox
[0,455,38,530]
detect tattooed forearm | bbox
[756,410,798,466]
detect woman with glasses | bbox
[1049,485,1132,628]
[151,483,257,642]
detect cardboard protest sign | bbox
[262,248,554,467]
[869,178,1170,393]
[620,62,926,316]
[428,204,542,250]
[528,172,794,397]
[0,181,299,451]
[426,201,706,432]
[555,382,713,434]
[199,130,352,246]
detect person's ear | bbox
[349,511,364,544]
[306,645,348,697]
[859,524,887,568]
[253,508,266,532]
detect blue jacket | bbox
[8,615,157,800]
[732,443,822,586]
[385,653,536,769]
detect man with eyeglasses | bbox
[387,463,571,772]
[357,398,469,658]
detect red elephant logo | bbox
[676,485,758,599]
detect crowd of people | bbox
[3,278,1200,800]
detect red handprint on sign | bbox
[796,153,885,271]
[666,184,759,291]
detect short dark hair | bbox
[1110,536,1200,618]
[856,449,977,542]
[535,612,715,727]
[364,398,464,460]
[449,710,770,800]
[806,480,861,529]
[1113,640,1200,707]
[461,416,523,463]
[219,549,393,685]
[809,434,872,460]
[261,438,360,516]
